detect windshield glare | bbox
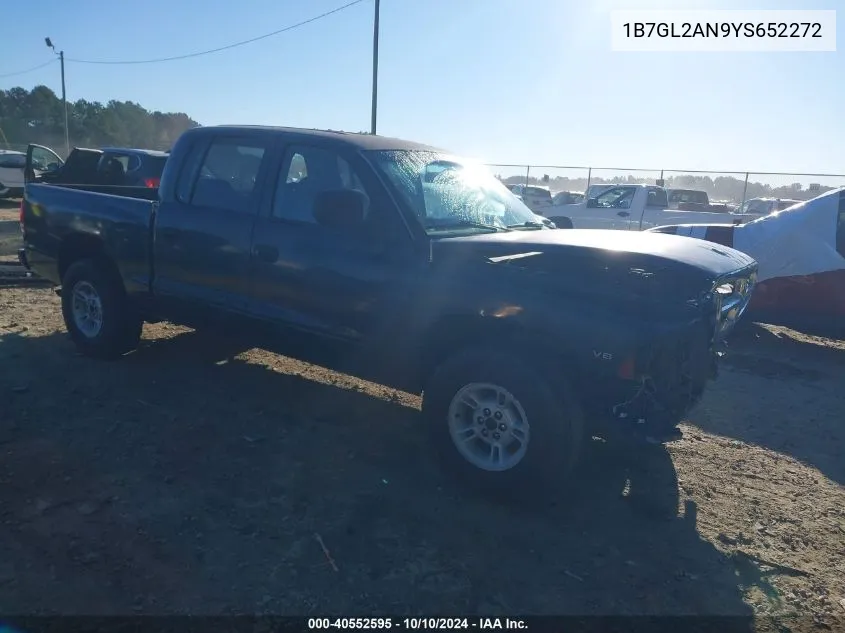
[367,150,541,232]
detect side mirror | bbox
[585,197,599,208]
[313,189,367,229]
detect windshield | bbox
[367,150,543,233]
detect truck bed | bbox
[21,183,158,292]
[42,182,160,201]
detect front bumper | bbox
[589,319,720,444]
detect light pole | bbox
[45,37,70,157]
[370,0,380,135]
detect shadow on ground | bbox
[690,322,844,485]
[0,327,753,619]
[0,217,22,259]
[0,197,23,260]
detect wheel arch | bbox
[416,313,572,391]
[58,233,122,291]
[547,216,573,229]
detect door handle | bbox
[252,244,279,263]
[617,211,630,217]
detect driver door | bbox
[24,144,64,183]
[248,142,418,340]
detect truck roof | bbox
[191,125,445,153]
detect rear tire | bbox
[421,347,584,495]
[61,258,142,360]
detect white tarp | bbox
[734,187,843,282]
[655,187,844,283]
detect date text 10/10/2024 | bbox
[307,618,528,630]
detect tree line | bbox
[1,84,837,202]
[0,85,199,157]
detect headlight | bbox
[714,283,734,295]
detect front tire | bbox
[421,347,584,494]
[61,258,142,360]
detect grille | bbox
[611,321,714,434]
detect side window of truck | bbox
[595,186,634,209]
[646,187,669,208]
[271,145,370,224]
[836,193,845,258]
[185,138,267,213]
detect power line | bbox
[66,0,368,66]
[0,58,57,78]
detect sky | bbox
[1,0,843,184]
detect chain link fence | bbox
[3,142,842,209]
[488,164,845,208]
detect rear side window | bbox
[669,190,707,205]
[181,138,267,213]
[836,191,845,258]
[101,153,142,173]
[647,187,669,208]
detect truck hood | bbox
[432,228,755,278]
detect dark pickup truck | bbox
[19,125,758,491]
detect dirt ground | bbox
[1,204,844,625]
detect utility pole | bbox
[45,37,70,157]
[370,0,380,135]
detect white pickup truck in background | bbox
[538,183,757,230]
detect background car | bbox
[736,197,802,218]
[509,183,552,213]
[667,188,711,211]
[0,150,27,198]
[29,144,169,188]
[551,190,585,206]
